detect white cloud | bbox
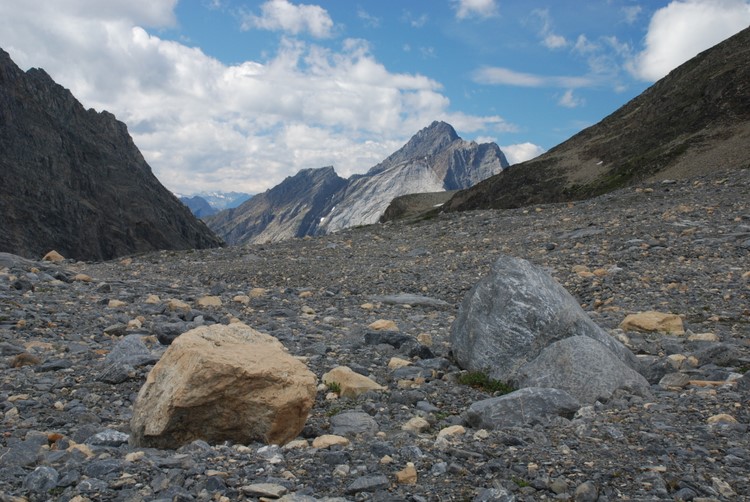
[629,0,750,81]
[472,66,595,89]
[357,8,380,28]
[574,34,598,54]
[240,0,334,39]
[543,33,568,49]
[0,0,507,194]
[401,11,429,28]
[533,8,568,49]
[558,89,585,108]
[453,0,498,20]
[621,5,643,24]
[500,143,546,165]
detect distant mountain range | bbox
[0,49,223,261]
[179,192,253,218]
[440,26,750,213]
[5,25,747,259]
[206,121,508,244]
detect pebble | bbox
[0,168,748,500]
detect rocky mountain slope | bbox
[206,122,508,244]
[443,26,750,213]
[0,49,223,261]
[207,167,348,244]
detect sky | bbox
[0,1,749,195]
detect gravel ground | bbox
[1,167,748,501]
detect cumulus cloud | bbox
[500,143,546,165]
[0,0,508,194]
[629,0,750,81]
[240,0,334,38]
[453,0,498,20]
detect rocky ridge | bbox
[0,48,223,261]
[444,26,750,213]
[0,166,748,501]
[206,122,508,245]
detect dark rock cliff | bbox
[0,49,223,261]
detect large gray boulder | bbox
[515,336,650,403]
[451,255,648,403]
[465,387,580,429]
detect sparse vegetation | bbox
[512,477,530,488]
[326,381,342,394]
[458,371,514,395]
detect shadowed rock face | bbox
[207,121,509,245]
[445,26,750,212]
[0,49,223,261]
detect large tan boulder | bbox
[130,323,317,448]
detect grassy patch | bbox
[458,371,514,395]
[326,381,342,394]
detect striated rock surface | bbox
[130,323,317,448]
[451,255,640,377]
[207,121,508,244]
[450,255,647,403]
[0,49,222,261]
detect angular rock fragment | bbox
[465,387,581,429]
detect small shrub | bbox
[326,381,342,394]
[458,371,514,395]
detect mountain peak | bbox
[366,121,461,176]
[421,120,460,141]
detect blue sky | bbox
[1,1,748,194]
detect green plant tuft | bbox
[512,477,530,488]
[326,381,342,394]
[458,371,514,394]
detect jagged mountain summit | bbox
[444,26,750,212]
[207,121,508,245]
[0,49,223,261]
